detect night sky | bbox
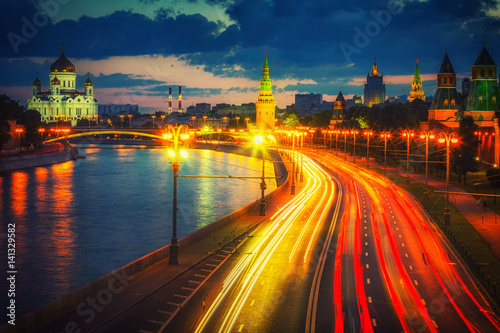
[1,0,499,113]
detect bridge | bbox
[43,127,247,144]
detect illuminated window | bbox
[451,99,455,106]
[444,99,448,106]
[479,96,483,103]
[494,97,497,103]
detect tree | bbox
[282,111,299,128]
[486,167,500,188]
[309,110,333,128]
[0,94,26,149]
[450,116,479,183]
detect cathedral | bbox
[27,46,98,126]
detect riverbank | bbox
[0,148,80,173]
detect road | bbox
[309,150,500,333]
[91,151,343,333]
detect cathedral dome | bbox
[84,74,93,86]
[51,76,60,85]
[33,77,41,86]
[50,50,75,73]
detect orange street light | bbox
[402,130,415,184]
[419,131,435,197]
[438,131,459,225]
[380,132,391,175]
[364,130,373,168]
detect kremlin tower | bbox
[256,51,276,131]
[330,90,346,126]
[428,51,462,123]
[465,44,500,122]
[409,58,424,102]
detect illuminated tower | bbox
[169,87,172,113]
[364,58,386,107]
[409,58,424,102]
[428,51,462,122]
[330,90,346,126]
[178,86,182,112]
[256,51,276,131]
[465,44,500,122]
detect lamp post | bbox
[87,115,92,128]
[351,130,358,164]
[254,131,275,215]
[334,130,339,156]
[235,116,240,130]
[151,115,156,128]
[60,114,65,127]
[309,129,315,148]
[290,131,296,195]
[322,130,327,148]
[380,132,391,175]
[420,131,435,198]
[299,131,304,182]
[38,128,45,152]
[163,125,190,265]
[343,130,348,160]
[161,114,166,127]
[438,132,458,225]
[474,131,481,160]
[329,130,333,151]
[223,116,228,129]
[120,115,124,128]
[245,117,250,129]
[128,114,132,128]
[402,130,415,185]
[15,128,23,155]
[191,116,196,128]
[364,130,373,168]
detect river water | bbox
[0,145,276,320]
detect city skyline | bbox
[1,0,500,113]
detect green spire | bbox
[413,58,421,85]
[263,50,269,68]
[259,50,274,102]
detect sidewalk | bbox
[331,149,500,262]
[19,166,301,333]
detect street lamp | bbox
[245,117,250,129]
[420,131,435,198]
[364,130,373,168]
[299,131,305,182]
[152,115,156,128]
[223,116,228,129]
[351,130,358,164]
[334,130,339,156]
[402,130,415,185]
[120,115,124,128]
[322,130,327,148]
[15,128,23,155]
[235,116,240,130]
[128,114,132,128]
[380,132,391,175]
[191,116,196,128]
[289,131,297,195]
[161,114,166,127]
[328,130,333,151]
[254,131,275,216]
[87,115,92,128]
[163,124,190,265]
[343,130,348,160]
[438,132,459,225]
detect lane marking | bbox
[250,300,255,306]
[201,269,212,273]
[149,320,164,325]
[405,253,408,258]
[366,264,369,269]
[261,280,265,285]
[181,287,194,291]
[431,320,438,328]
[365,242,368,246]
[238,324,244,332]
[409,265,413,270]
[367,278,371,284]
[188,280,201,284]
[368,297,372,303]
[206,264,218,267]
[167,301,180,306]
[372,319,377,327]
[365,252,368,256]
[175,294,188,298]
[195,274,207,278]
[158,310,172,315]
[414,280,418,286]
[139,330,154,333]
[421,299,426,306]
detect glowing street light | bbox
[380,132,391,175]
[245,117,250,129]
[15,128,24,155]
[222,116,228,129]
[235,116,240,130]
[161,114,166,127]
[254,131,275,215]
[343,130,348,160]
[120,115,124,128]
[163,124,190,265]
[299,131,305,182]
[151,115,156,128]
[438,131,459,225]
[351,130,359,164]
[364,130,373,168]
[128,114,132,128]
[420,131,435,198]
[402,130,415,185]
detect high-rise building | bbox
[295,93,323,111]
[428,51,462,122]
[462,77,471,96]
[27,46,98,125]
[330,91,346,126]
[409,58,424,102]
[256,51,276,131]
[364,58,386,107]
[465,45,500,122]
[196,103,211,113]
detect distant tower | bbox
[330,90,346,126]
[364,58,386,107]
[32,72,41,96]
[256,51,276,131]
[428,51,462,122]
[465,44,500,122]
[178,86,182,112]
[409,58,424,102]
[169,87,172,113]
[84,73,93,96]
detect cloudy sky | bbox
[1,0,499,113]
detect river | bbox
[0,145,277,320]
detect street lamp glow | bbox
[163,133,173,140]
[180,149,188,159]
[254,134,264,145]
[180,133,190,140]
[168,150,176,158]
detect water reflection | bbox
[0,146,276,320]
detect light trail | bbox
[194,153,336,333]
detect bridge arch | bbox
[43,130,171,143]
